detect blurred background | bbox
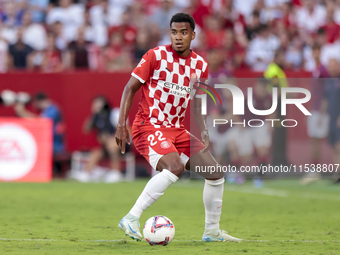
[0,0,339,185]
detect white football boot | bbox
[202,228,243,242]
[118,213,143,241]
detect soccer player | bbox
[115,13,242,242]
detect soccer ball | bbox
[143,215,175,246]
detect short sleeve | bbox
[131,50,155,84]
[196,64,209,95]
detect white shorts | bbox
[307,111,329,139]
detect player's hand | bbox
[14,103,25,116]
[115,124,130,154]
[201,129,210,153]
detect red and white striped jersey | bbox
[132,44,209,128]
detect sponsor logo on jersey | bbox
[160,141,171,149]
[164,82,192,97]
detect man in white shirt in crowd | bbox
[46,0,84,42]
[246,24,280,71]
[296,0,326,33]
[21,11,47,51]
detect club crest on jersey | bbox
[137,58,146,68]
[160,141,171,149]
[191,73,197,79]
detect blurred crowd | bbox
[1,0,340,73]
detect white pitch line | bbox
[224,186,340,202]
[1,238,339,243]
[224,186,289,197]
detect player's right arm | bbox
[115,76,142,154]
[115,49,156,154]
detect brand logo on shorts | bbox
[160,141,171,149]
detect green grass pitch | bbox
[0,179,339,254]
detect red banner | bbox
[0,118,52,182]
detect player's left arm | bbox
[194,64,210,153]
[14,103,36,118]
[194,95,210,153]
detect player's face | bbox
[170,22,195,56]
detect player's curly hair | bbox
[170,13,195,31]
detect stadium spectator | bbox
[233,0,258,21]
[208,85,251,185]
[108,0,134,13]
[103,31,133,72]
[67,26,90,69]
[285,37,303,69]
[21,11,47,51]
[207,78,238,165]
[333,0,340,25]
[302,43,329,185]
[219,0,246,34]
[264,48,288,83]
[130,1,150,30]
[244,78,273,165]
[28,0,49,23]
[40,33,64,72]
[134,28,152,64]
[0,36,7,73]
[0,0,337,72]
[0,18,13,73]
[83,9,108,47]
[297,0,326,33]
[1,1,23,27]
[14,92,65,155]
[259,0,291,23]
[89,0,122,27]
[246,10,262,40]
[51,21,68,51]
[303,28,327,71]
[320,27,340,66]
[264,49,289,167]
[0,12,16,43]
[184,0,211,29]
[322,58,340,183]
[46,0,85,42]
[74,95,126,183]
[321,2,340,44]
[207,49,230,77]
[246,24,280,71]
[108,8,137,48]
[151,0,179,44]
[225,31,247,70]
[8,27,34,70]
[203,15,225,49]
[278,1,298,39]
